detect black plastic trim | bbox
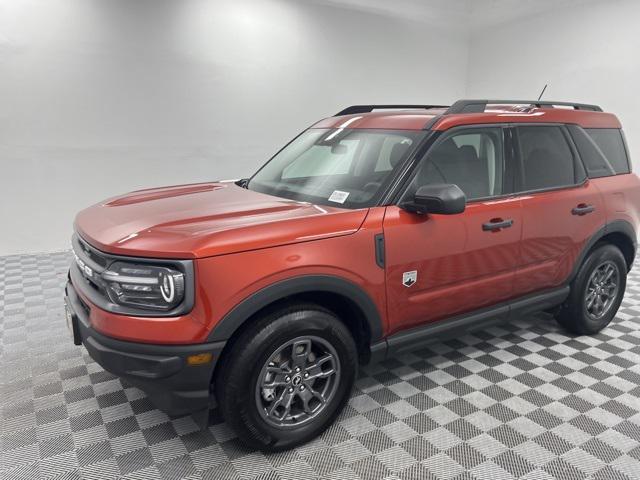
[445,99,603,114]
[571,205,596,216]
[482,219,513,231]
[65,281,225,416]
[620,129,633,173]
[71,233,195,318]
[386,305,509,357]
[374,286,570,360]
[374,234,385,268]
[568,220,637,282]
[335,105,448,116]
[207,275,384,343]
[369,340,387,364]
[510,286,570,317]
[66,280,225,360]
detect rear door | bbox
[511,125,605,296]
[383,126,522,334]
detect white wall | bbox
[2,0,639,255]
[466,0,640,169]
[0,0,469,255]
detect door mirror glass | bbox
[403,183,466,215]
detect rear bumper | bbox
[65,279,226,416]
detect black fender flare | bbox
[206,275,384,343]
[568,220,637,283]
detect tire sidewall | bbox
[573,244,626,333]
[220,308,357,450]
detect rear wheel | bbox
[215,304,357,451]
[557,244,627,335]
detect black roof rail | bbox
[445,99,603,114]
[335,104,448,116]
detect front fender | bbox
[206,274,383,343]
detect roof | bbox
[312,101,622,131]
[312,110,445,131]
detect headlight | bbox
[101,262,185,311]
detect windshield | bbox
[247,128,424,208]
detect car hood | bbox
[74,182,369,259]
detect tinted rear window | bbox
[585,128,630,174]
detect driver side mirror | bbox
[402,184,466,215]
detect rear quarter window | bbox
[567,125,615,178]
[585,128,630,175]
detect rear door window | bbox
[585,128,630,174]
[515,126,584,191]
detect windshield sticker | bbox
[328,190,350,204]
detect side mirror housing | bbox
[402,184,466,215]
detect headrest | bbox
[458,145,478,162]
[434,138,459,158]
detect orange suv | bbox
[65,100,639,450]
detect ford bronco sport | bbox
[65,100,639,451]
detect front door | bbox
[383,126,522,335]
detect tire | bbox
[215,304,358,451]
[557,243,627,335]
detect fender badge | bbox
[402,271,417,288]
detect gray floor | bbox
[1,252,640,480]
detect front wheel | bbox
[215,304,357,451]
[557,244,627,335]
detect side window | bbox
[407,128,504,201]
[585,128,630,174]
[516,126,581,191]
[567,125,615,178]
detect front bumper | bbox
[65,278,226,416]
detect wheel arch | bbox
[207,275,384,364]
[570,220,637,283]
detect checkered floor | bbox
[1,252,640,480]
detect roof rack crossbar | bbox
[445,99,603,114]
[335,104,448,116]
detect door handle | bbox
[571,204,595,216]
[482,218,513,231]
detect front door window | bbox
[406,127,505,201]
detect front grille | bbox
[71,233,111,304]
[76,236,108,268]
